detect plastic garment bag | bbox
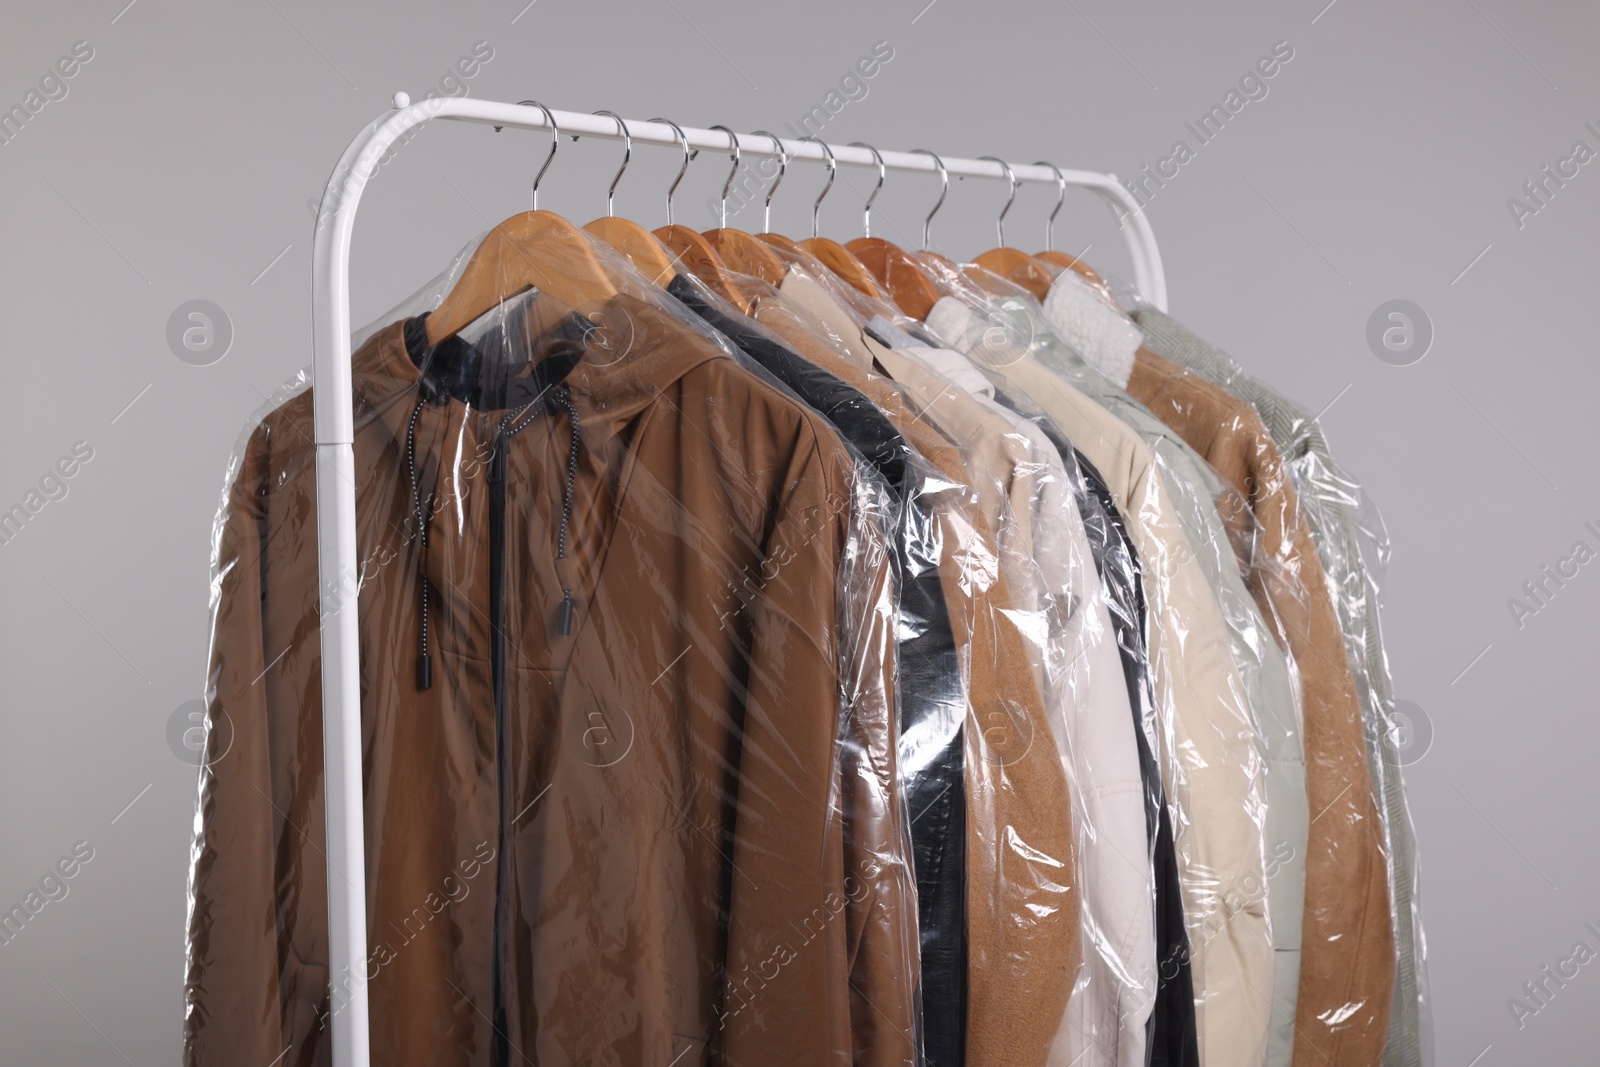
[1133,304,1428,1067]
[1030,269,1319,1067]
[881,338,1160,1067]
[918,268,1277,1067]
[1110,341,1394,1067]
[727,267,1086,1067]
[1046,430,1200,1067]
[758,265,1165,1067]
[656,265,971,1067]
[184,229,921,1066]
[1032,265,1397,1066]
[1031,268,1393,1067]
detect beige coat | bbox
[927,296,1274,1067]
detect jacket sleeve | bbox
[184,424,288,1065]
[832,460,925,1067]
[1211,417,1394,1067]
[720,434,920,1067]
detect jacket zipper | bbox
[488,431,512,1067]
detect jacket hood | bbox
[351,290,738,453]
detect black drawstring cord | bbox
[406,397,435,690]
[407,379,583,692]
[493,382,581,638]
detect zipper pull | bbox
[416,653,432,690]
[557,590,574,636]
[487,437,506,487]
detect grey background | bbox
[2,0,1595,1062]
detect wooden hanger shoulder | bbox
[798,237,882,298]
[655,224,752,311]
[846,237,942,320]
[702,228,788,285]
[1034,249,1106,287]
[583,216,677,287]
[972,247,1054,300]
[426,210,618,346]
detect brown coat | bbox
[184,296,919,1066]
[1126,349,1395,1066]
[753,284,1081,1067]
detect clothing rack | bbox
[307,93,1168,1067]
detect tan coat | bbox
[184,296,920,1066]
[1126,350,1395,1067]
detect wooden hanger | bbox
[756,232,819,281]
[578,111,678,287]
[426,210,619,345]
[655,225,751,311]
[584,217,676,286]
[427,103,617,345]
[1034,249,1107,288]
[703,228,788,284]
[847,149,951,319]
[761,230,882,298]
[973,248,1054,300]
[696,125,787,286]
[797,237,882,297]
[847,237,943,321]
[757,231,805,258]
[1009,159,1106,293]
[786,136,882,298]
[1022,160,1110,290]
[732,131,878,301]
[625,115,747,310]
[966,157,1052,300]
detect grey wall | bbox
[2,0,1596,1062]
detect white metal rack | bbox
[308,92,1167,1067]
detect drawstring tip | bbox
[416,654,432,690]
[557,592,574,637]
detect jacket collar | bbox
[352,291,735,448]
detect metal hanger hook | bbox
[650,117,695,227]
[978,156,1017,247]
[493,100,558,211]
[592,110,630,217]
[750,131,787,233]
[910,149,947,250]
[709,125,740,228]
[849,142,885,237]
[1036,161,1066,253]
[801,137,836,239]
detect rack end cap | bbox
[392,91,411,109]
